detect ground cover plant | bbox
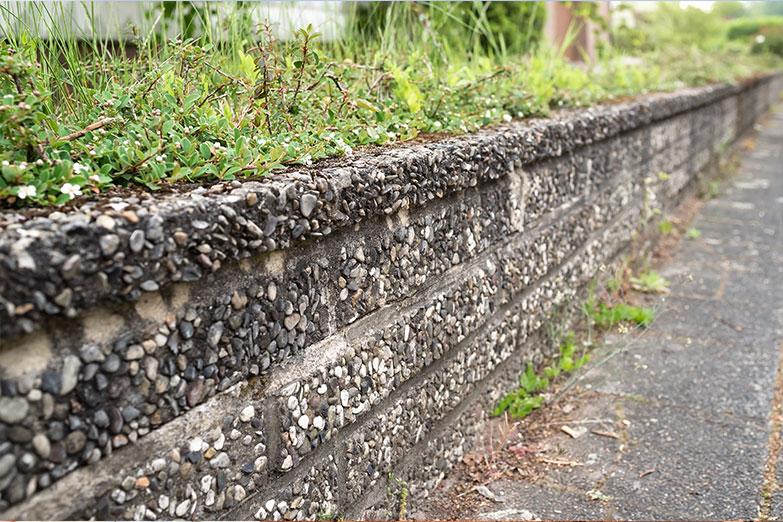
[1,1,781,207]
[492,333,590,419]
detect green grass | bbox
[1,2,781,207]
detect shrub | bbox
[752,26,783,57]
[347,1,545,57]
[727,16,783,41]
[614,4,727,53]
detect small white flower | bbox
[213,141,222,149]
[2,160,9,167]
[503,114,512,123]
[60,183,82,199]
[18,162,27,170]
[155,155,165,163]
[72,162,90,174]
[17,185,36,199]
[756,34,766,44]
[35,159,44,166]
[89,150,96,156]
[90,174,101,183]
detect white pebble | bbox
[239,405,255,422]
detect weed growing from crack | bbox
[658,219,675,235]
[493,285,656,420]
[386,472,409,521]
[583,299,655,329]
[492,332,589,419]
[685,227,702,239]
[629,270,670,294]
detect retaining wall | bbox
[1,74,781,520]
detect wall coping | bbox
[0,76,776,342]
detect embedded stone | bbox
[231,290,248,310]
[129,230,145,253]
[281,454,293,470]
[189,437,204,453]
[53,288,73,307]
[125,345,144,360]
[32,433,51,459]
[94,409,109,428]
[234,484,247,502]
[140,280,159,292]
[60,355,81,395]
[300,194,318,218]
[179,321,194,339]
[210,452,230,469]
[95,214,116,230]
[40,372,61,395]
[254,456,267,472]
[61,254,81,279]
[207,322,224,347]
[0,397,29,424]
[239,405,255,422]
[284,314,300,331]
[0,454,16,477]
[64,431,87,454]
[175,499,191,517]
[173,231,189,246]
[99,234,120,256]
[79,344,105,363]
[186,380,206,407]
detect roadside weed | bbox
[583,293,655,329]
[493,333,589,419]
[658,219,675,234]
[630,270,670,294]
[686,227,702,239]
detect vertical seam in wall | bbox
[263,395,281,481]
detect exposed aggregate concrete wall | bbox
[0,74,781,520]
